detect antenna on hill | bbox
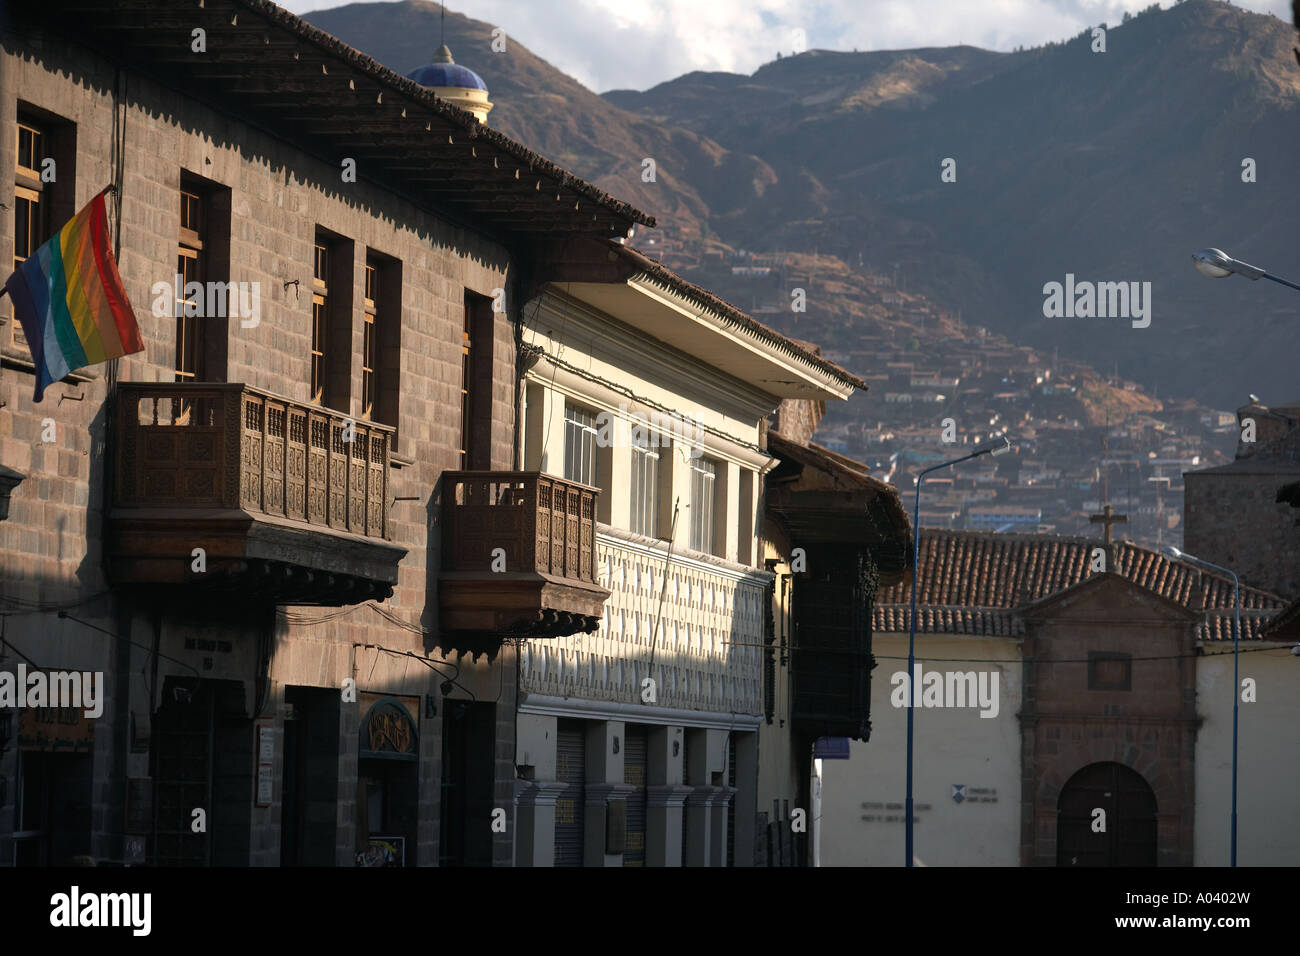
[1101,411,1110,505]
[440,2,446,48]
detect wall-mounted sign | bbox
[359,695,418,761]
[813,737,851,760]
[18,706,94,753]
[953,785,997,804]
[356,835,405,867]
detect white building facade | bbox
[510,249,863,866]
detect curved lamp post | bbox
[905,434,1012,866]
[1192,248,1300,292]
[1163,544,1240,867]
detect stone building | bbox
[0,0,650,866]
[1184,396,1300,600]
[819,529,1298,866]
[506,242,888,865]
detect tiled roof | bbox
[873,529,1287,641]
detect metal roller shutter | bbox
[727,733,736,866]
[554,720,585,866]
[680,730,691,866]
[623,724,648,866]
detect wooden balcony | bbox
[440,471,609,638]
[109,383,406,605]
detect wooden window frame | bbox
[362,262,377,421]
[459,302,472,467]
[175,185,205,389]
[10,120,47,355]
[310,241,329,405]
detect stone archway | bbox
[1056,762,1156,866]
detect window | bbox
[460,290,494,469]
[362,262,377,419]
[564,405,598,487]
[170,170,230,396]
[176,185,204,387]
[630,427,659,537]
[9,110,74,359]
[308,228,355,411]
[311,241,328,404]
[689,455,717,554]
[364,251,402,448]
[459,299,472,467]
[1088,652,1132,691]
[11,121,44,354]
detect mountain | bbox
[303,0,790,242]
[307,0,1300,413]
[606,1,1300,412]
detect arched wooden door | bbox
[1056,762,1156,866]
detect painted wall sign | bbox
[859,800,931,823]
[18,706,94,753]
[813,737,851,759]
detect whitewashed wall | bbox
[819,634,1022,866]
[1193,646,1300,866]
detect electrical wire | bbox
[716,641,1285,665]
[358,643,475,701]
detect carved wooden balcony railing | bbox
[440,471,609,638]
[109,383,406,605]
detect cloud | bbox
[281,0,1293,92]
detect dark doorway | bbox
[356,696,419,866]
[13,751,93,865]
[1057,762,1157,866]
[438,700,495,866]
[280,687,340,866]
[150,678,252,866]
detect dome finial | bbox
[435,3,454,63]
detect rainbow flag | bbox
[3,188,143,402]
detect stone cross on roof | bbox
[1089,503,1128,547]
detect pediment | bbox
[1018,571,1199,624]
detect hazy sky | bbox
[279,0,1293,92]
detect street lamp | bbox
[1192,248,1300,292]
[905,434,1012,866]
[1163,544,1240,867]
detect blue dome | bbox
[406,59,487,91]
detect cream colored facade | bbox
[510,277,855,866]
[1193,647,1300,866]
[819,635,1022,867]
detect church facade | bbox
[820,530,1297,866]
